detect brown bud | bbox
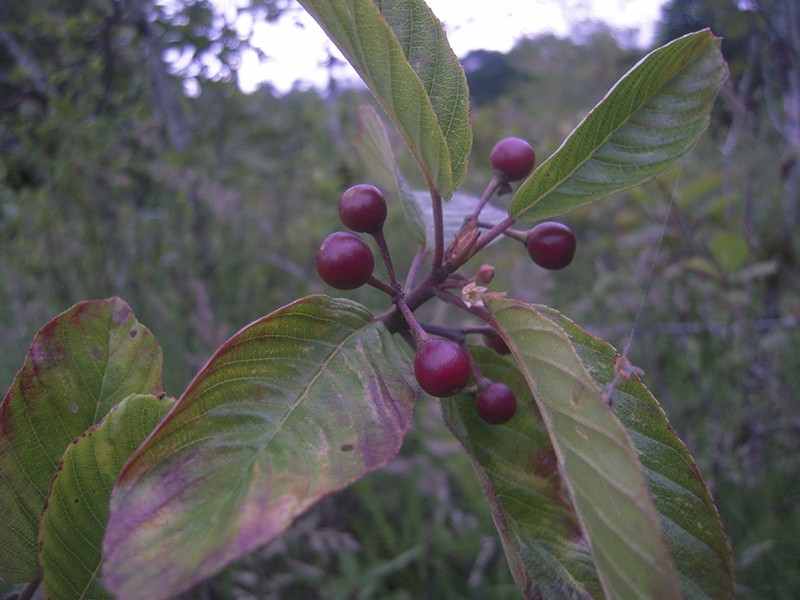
[476,263,496,284]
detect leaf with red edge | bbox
[0,298,162,582]
[102,295,418,600]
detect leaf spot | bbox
[340,444,354,452]
[66,402,79,414]
[129,327,138,338]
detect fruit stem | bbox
[367,275,401,297]
[395,297,427,346]
[476,221,526,243]
[420,322,466,344]
[473,366,492,391]
[500,227,528,243]
[467,176,502,222]
[467,215,517,261]
[372,230,400,287]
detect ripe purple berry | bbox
[490,137,536,182]
[338,184,388,234]
[526,221,577,270]
[476,382,517,424]
[483,333,511,355]
[414,338,472,397]
[315,231,375,290]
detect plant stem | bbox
[466,215,518,262]
[378,204,495,331]
[467,176,502,222]
[395,297,427,346]
[471,355,492,390]
[430,188,445,272]
[433,287,493,322]
[404,245,428,290]
[480,223,527,243]
[18,576,41,600]
[375,269,437,332]
[367,275,401,297]
[420,322,467,343]
[372,230,400,287]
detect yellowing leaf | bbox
[103,296,418,600]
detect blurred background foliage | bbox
[1,0,799,597]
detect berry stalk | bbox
[372,230,400,289]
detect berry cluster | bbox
[314,137,579,425]
[413,336,516,424]
[315,184,395,293]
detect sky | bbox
[229,0,667,94]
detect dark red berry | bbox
[483,333,511,355]
[526,221,576,270]
[315,231,375,290]
[338,184,388,234]
[490,137,536,182]
[476,382,517,424]
[414,338,472,397]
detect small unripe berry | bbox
[414,338,472,397]
[490,137,536,182]
[338,184,388,234]
[526,221,576,270]
[476,382,517,424]
[315,231,375,290]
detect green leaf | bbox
[0,298,163,582]
[708,232,748,274]
[39,393,175,600]
[448,301,734,598]
[483,298,683,600]
[685,256,721,278]
[441,346,602,599]
[297,0,471,197]
[539,306,735,599]
[356,104,426,244]
[373,0,471,190]
[510,30,728,223]
[102,296,418,600]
